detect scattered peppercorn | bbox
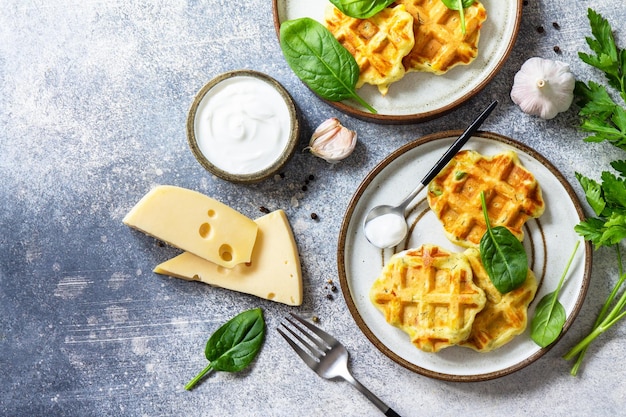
[536,26,544,33]
[326,294,334,301]
[330,285,337,292]
[308,174,315,181]
[279,172,285,178]
[553,45,561,54]
[523,0,528,5]
[552,21,560,30]
[310,212,319,220]
[259,206,270,214]
[301,185,308,192]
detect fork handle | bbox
[343,374,402,417]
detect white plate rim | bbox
[337,131,592,381]
[272,0,523,124]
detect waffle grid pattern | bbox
[428,150,545,248]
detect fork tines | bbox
[277,314,335,365]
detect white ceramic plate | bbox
[272,0,522,123]
[337,132,592,381]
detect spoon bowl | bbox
[363,205,408,249]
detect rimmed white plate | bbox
[337,131,592,381]
[272,0,523,124]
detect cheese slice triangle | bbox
[153,210,303,306]
[123,185,258,268]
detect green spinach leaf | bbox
[441,0,475,34]
[531,241,580,348]
[478,191,528,294]
[330,0,394,19]
[328,0,395,19]
[185,308,265,390]
[280,18,377,114]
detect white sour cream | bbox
[364,212,408,248]
[194,75,292,175]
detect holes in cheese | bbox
[123,185,258,268]
[198,223,211,239]
[218,244,233,262]
[153,209,303,306]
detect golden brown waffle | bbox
[460,248,538,352]
[370,244,486,352]
[427,150,545,248]
[395,0,487,74]
[324,4,415,95]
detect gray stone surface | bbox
[1,1,625,416]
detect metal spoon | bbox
[363,100,498,248]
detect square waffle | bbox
[460,248,538,352]
[370,244,486,352]
[427,150,545,248]
[395,0,487,74]
[324,4,415,95]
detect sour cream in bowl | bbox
[187,70,300,183]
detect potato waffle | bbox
[427,150,545,248]
[460,248,538,352]
[324,4,415,95]
[370,244,486,353]
[395,0,487,74]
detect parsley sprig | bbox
[564,9,626,376]
[575,9,626,150]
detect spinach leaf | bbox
[280,18,377,114]
[531,241,580,348]
[478,191,528,294]
[185,308,265,390]
[328,0,395,19]
[531,294,566,347]
[441,0,475,34]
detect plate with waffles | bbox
[337,131,592,381]
[272,0,522,123]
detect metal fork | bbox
[278,313,402,417]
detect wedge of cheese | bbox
[154,210,303,306]
[123,185,258,268]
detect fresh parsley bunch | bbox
[564,9,626,376]
[575,9,626,150]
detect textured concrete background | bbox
[1,1,625,416]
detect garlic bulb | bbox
[510,57,575,119]
[306,118,357,163]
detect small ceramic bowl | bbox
[187,70,300,183]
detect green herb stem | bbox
[555,240,580,295]
[350,93,378,114]
[566,246,626,375]
[457,0,466,34]
[564,273,626,363]
[184,363,214,391]
[564,291,626,360]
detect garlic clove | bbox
[306,117,357,163]
[510,57,575,119]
